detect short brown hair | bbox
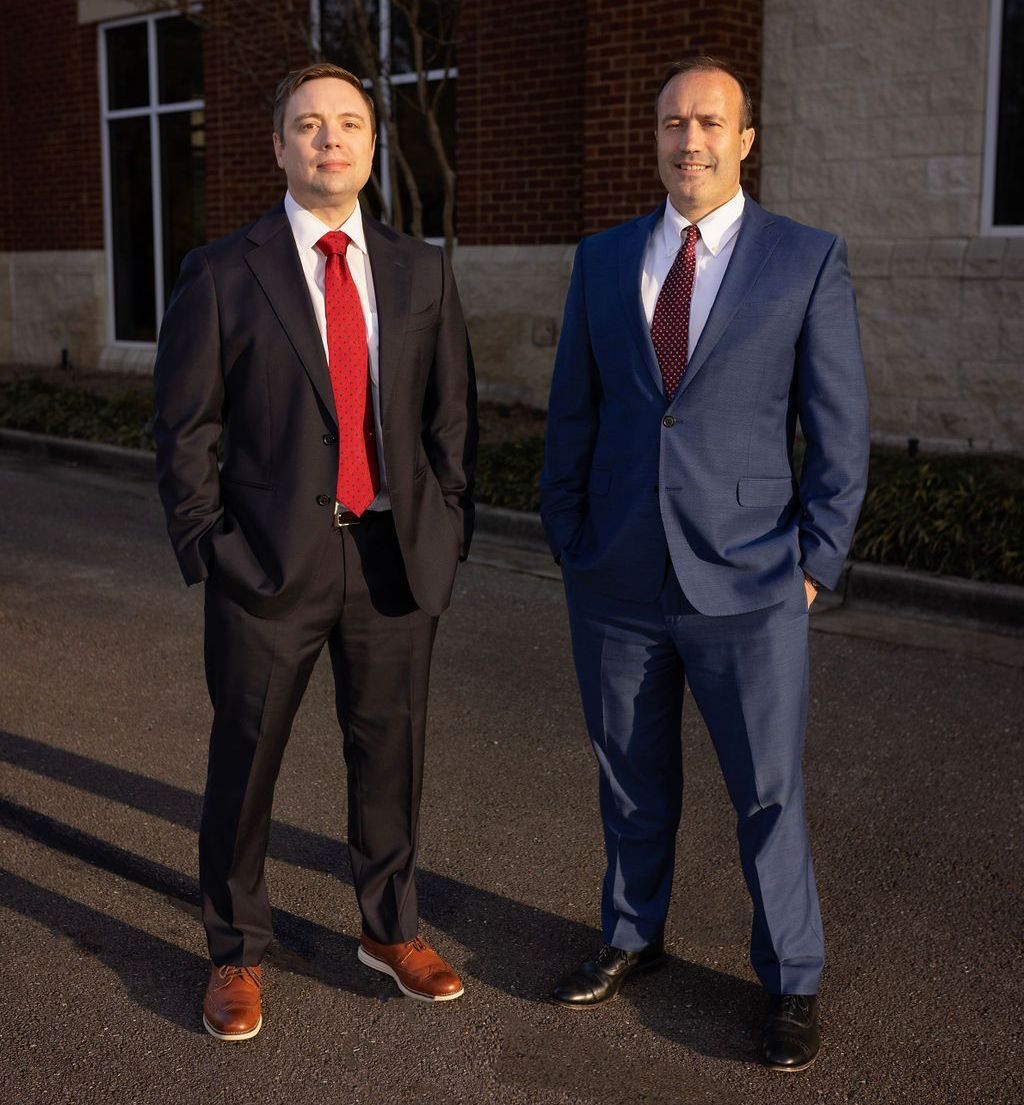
[273,62,376,139]
[657,56,754,131]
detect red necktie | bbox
[316,231,379,516]
[650,223,701,402]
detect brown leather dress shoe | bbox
[202,964,263,1041]
[357,934,464,1002]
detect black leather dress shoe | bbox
[759,994,820,1071]
[551,943,666,1007]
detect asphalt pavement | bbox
[0,451,1020,1105]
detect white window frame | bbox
[981,0,1024,236]
[98,9,205,347]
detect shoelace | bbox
[214,965,262,990]
[775,994,811,1020]
[594,945,626,970]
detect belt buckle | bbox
[333,503,360,528]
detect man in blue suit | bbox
[540,56,869,1071]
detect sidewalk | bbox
[3,424,1022,638]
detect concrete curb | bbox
[472,514,1024,639]
[0,427,156,479]
[3,427,1022,636]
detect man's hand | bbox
[804,573,819,609]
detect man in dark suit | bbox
[153,63,476,1041]
[540,56,869,1071]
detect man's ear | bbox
[273,132,285,168]
[740,127,756,161]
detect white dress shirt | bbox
[284,190,389,509]
[641,188,745,362]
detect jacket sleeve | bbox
[423,247,478,561]
[152,247,225,586]
[539,238,601,562]
[796,235,870,590]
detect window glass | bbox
[109,117,156,340]
[106,22,149,109]
[160,110,207,307]
[322,0,379,76]
[994,0,1024,226]
[157,16,203,105]
[319,0,458,239]
[393,79,456,237]
[389,1,454,75]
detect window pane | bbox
[157,16,203,105]
[393,78,455,237]
[161,111,206,309]
[106,22,149,110]
[108,117,155,340]
[320,0,456,78]
[994,0,1024,225]
[321,0,380,76]
[390,1,457,75]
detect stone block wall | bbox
[452,246,576,407]
[761,0,1023,453]
[1,252,107,370]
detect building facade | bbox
[0,0,1021,452]
[760,0,1024,453]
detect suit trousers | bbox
[200,510,437,965]
[564,565,824,995]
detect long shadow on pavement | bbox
[0,729,762,1061]
[0,866,206,1034]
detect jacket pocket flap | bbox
[736,476,795,506]
[406,302,438,331]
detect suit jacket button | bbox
[322,433,337,446]
[662,415,676,428]
[316,494,331,506]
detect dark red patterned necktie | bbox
[650,223,701,401]
[316,231,379,516]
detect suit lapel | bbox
[244,204,336,419]
[674,196,782,400]
[363,215,412,422]
[617,206,665,395]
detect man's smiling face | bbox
[655,68,755,223]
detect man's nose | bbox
[679,121,703,150]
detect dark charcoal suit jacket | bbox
[153,202,477,619]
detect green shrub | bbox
[475,437,545,513]
[2,379,1022,584]
[850,450,1024,584]
[0,379,154,450]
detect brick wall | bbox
[583,0,762,233]
[0,21,11,252]
[457,0,763,244]
[457,0,587,245]
[203,0,311,240]
[1,1,103,251]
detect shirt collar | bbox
[284,190,368,256]
[661,188,745,257]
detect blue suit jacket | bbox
[539,196,870,615]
